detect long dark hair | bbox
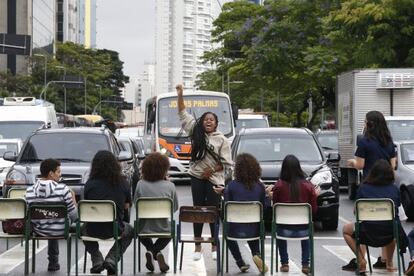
[280,155,306,202]
[89,150,124,185]
[364,159,394,186]
[190,112,218,162]
[234,153,262,190]
[364,111,392,147]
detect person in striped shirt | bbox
[25,158,77,272]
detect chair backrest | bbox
[78,200,116,222]
[8,188,27,199]
[179,206,218,224]
[28,203,68,220]
[136,197,173,219]
[0,198,26,220]
[224,201,262,223]
[355,198,395,222]
[273,203,312,225]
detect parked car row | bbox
[1,127,138,203]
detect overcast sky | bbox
[96,0,155,79]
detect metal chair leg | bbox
[83,247,87,273]
[180,242,184,270]
[366,246,372,274]
[31,239,35,273]
[67,237,71,276]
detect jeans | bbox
[140,238,171,257]
[277,227,310,266]
[83,222,134,265]
[48,240,59,264]
[227,240,260,263]
[408,229,414,258]
[190,176,220,246]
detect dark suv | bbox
[2,127,132,200]
[231,127,340,230]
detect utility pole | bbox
[84,76,87,114]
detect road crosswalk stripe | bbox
[0,240,47,274]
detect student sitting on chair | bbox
[134,152,178,273]
[271,155,317,275]
[342,159,401,274]
[214,153,268,273]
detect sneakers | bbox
[405,260,414,276]
[103,261,116,276]
[193,251,202,261]
[373,256,387,269]
[302,264,310,275]
[47,262,60,272]
[236,259,250,273]
[145,252,155,272]
[342,258,357,271]
[253,255,268,273]
[280,264,289,272]
[156,253,170,273]
[90,263,104,274]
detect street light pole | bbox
[34,54,47,87]
[95,84,102,115]
[54,66,67,114]
[84,76,87,114]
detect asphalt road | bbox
[0,185,413,276]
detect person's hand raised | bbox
[176,84,183,97]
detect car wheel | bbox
[348,182,357,200]
[322,216,338,230]
[401,186,414,221]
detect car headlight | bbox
[5,169,27,185]
[310,170,332,186]
[159,144,175,158]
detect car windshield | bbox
[158,96,233,137]
[0,142,19,156]
[235,119,268,132]
[237,134,323,162]
[19,133,109,163]
[401,144,414,164]
[317,133,338,150]
[0,121,44,140]
[387,120,414,141]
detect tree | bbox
[327,0,414,68]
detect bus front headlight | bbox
[159,145,175,158]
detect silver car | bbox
[395,141,414,220]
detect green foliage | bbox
[198,0,414,130]
[0,42,129,120]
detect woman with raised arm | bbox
[175,84,232,261]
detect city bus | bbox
[143,90,237,180]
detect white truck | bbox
[0,97,58,141]
[337,68,414,199]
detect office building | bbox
[155,0,231,95]
[0,0,56,74]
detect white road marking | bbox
[339,216,351,224]
[0,240,47,274]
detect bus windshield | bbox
[158,95,233,137]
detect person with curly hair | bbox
[220,153,268,273]
[134,152,178,273]
[82,150,133,275]
[176,84,232,261]
[272,155,317,275]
